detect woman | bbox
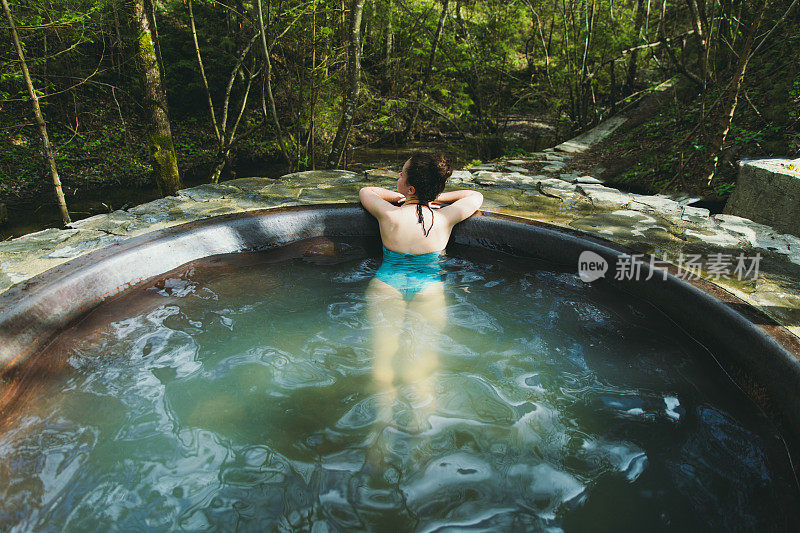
[359,153,482,455]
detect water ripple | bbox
[1,244,795,530]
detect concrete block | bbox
[724,158,800,237]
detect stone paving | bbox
[3,120,800,340]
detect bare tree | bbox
[188,0,220,146]
[257,0,292,166]
[685,0,710,90]
[705,0,768,184]
[189,2,264,182]
[327,0,366,168]
[401,0,450,142]
[625,0,646,91]
[383,0,393,81]
[2,0,70,225]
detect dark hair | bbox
[405,152,452,236]
[405,152,453,204]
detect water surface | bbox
[1,238,797,531]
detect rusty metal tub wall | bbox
[2,203,800,452]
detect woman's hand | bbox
[436,189,483,226]
[361,186,404,203]
[359,187,405,218]
[434,190,481,204]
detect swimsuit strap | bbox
[409,202,434,237]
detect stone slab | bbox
[628,195,682,218]
[449,170,474,184]
[542,162,568,173]
[0,228,79,255]
[681,205,711,223]
[224,177,280,192]
[67,210,138,236]
[554,116,627,153]
[576,184,633,209]
[280,170,360,184]
[570,210,672,246]
[179,183,242,201]
[47,232,126,259]
[683,227,744,248]
[538,178,577,192]
[713,214,795,254]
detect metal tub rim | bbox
[1,203,799,469]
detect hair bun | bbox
[432,153,453,181]
[406,152,453,204]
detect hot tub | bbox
[1,204,799,530]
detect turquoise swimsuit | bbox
[375,245,443,301]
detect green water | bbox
[1,239,797,531]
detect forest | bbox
[1,0,798,231]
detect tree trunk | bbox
[2,0,71,225]
[149,0,167,91]
[112,1,125,75]
[257,0,292,166]
[327,0,366,168]
[704,0,767,184]
[454,0,466,39]
[190,0,262,183]
[339,0,347,45]
[527,3,552,88]
[578,0,595,126]
[609,58,617,114]
[383,0,393,80]
[625,0,646,91]
[188,0,222,147]
[310,0,318,169]
[361,0,372,59]
[131,0,181,196]
[685,0,709,90]
[401,0,450,142]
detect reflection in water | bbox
[365,275,446,470]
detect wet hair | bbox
[405,153,453,236]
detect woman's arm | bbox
[359,187,405,218]
[435,189,481,204]
[437,189,483,226]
